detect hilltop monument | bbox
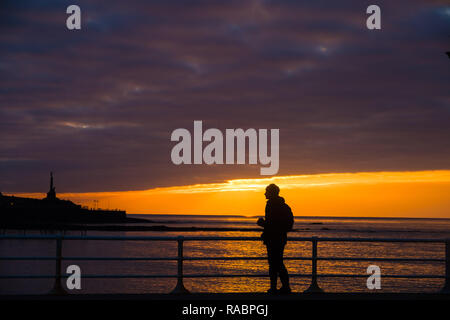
[1,172,127,224]
[46,171,57,201]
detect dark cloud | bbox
[0,0,449,192]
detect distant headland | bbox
[0,172,148,229]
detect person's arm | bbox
[257,217,265,227]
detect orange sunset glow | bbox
[12,170,450,218]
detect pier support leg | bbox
[441,239,450,294]
[49,236,67,295]
[304,237,324,293]
[171,237,190,294]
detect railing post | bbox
[441,239,450,293]
[304,237,324,293]
[48,236,67,295]
[171,236,190,294]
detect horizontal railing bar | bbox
[314,238,446,243]
[183,274,301,278]
[316,274,445,279]
[0,274,444,279]
[63,257,177,261]
[0,274,274,279]
[0,275,177,279]
[179,257,445,262]
[0,256,444,262]
[0,235,185,241]
[183,257,312,261]
[184,256,309,261]
[70,274,179,279]
[182,274,445,279]
[0,235,446,243]
[170,256,445,262]
[0,257,57,260]
[0,275,56,279]
[317,257,445,262]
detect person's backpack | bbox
[282,203,294,232]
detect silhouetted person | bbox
[257,184,294,294]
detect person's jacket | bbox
[262,196,293,244]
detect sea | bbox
[1,215,450,295]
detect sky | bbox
[1,1,449,217]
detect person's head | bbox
[265,184,280,199]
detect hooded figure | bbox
[257,184,293,294]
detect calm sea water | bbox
[1,215,450,294]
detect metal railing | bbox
[0,235,449,294]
